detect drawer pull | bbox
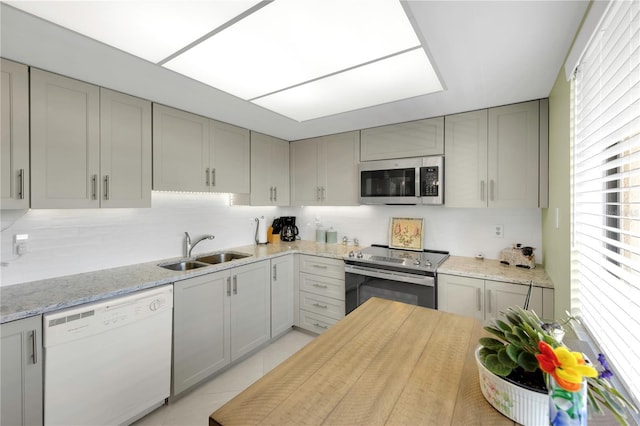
[312,283,328,289]
[312,303,328,309]
[311,264,328,269]
[313,322,328,330]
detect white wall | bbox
[0,193,542,287]
[293,205,542,259]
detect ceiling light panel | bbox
[164,0,422,99]
[6,1,261,63]
[253,48,443,122]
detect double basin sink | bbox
[159,251,251,271]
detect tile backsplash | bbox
[0,192,542,286]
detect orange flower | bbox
[536,341,598,392]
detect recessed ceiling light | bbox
[6,1,261,63]
[164,0,424,100]
[252,48,442,121]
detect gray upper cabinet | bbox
[290,131,360,206]
[100,88,152,208]
[445,100,542,208]
[1,59,29,210]
[488,101,540,208]
[30,69,151,208]
[210,120,250,194]
[250,132,290,206]
[153,104,250,194]
[444,109,488,208]
[30,68,100,208]
[1,315,43,426]
[152,104,210,192]
[360,117,444,161]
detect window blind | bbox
[572,0,640,407]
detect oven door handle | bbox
[345,264,434,287]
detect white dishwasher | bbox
[44,286,173,426]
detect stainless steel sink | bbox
[159,251,251,271]
[159,260,209,271]
[195,252,250,265]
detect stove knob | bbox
[356,251,363,259]
[413,260,421,266]
[425,261,432,267]
[348,251,355,258]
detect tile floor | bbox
[133,329,316,426]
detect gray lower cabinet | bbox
[1,315,43,426]
[270,256,294,337]
[173,260,270,396]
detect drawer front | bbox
[299,310,338,334]
[299,255,345,280]
[300,273,345,300]
[299,291,345,320]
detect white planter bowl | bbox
[475,347,548,426]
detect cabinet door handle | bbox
[490,180,495,201]
[273,187,277,202]
[313,322,328,330]
[104,175,110,200]
[91,174,98,200]
[206,168,210,186]
[211,168,216,187]
[316,186,321,201]
[312,303,328,309]
[269,186,274,202]
[30,329,37,364]
[273,265,277,281]
[476,288,482,312]
[480,180,485,202]
[233,275,238,295]
[486,289,492,313]
[18,169,25,199]
[227,277,231,296]
[321,187,325,201]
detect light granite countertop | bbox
[0,240,358,324]
[438,255,554,288]
[1,243,553,324]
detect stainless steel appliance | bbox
[359,156,444,205]
[344,245,449,314]
[280,216,299,242]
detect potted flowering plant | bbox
[477,306,637,425]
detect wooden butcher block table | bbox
[209,297,514,425]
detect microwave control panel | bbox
[420,166,440,196]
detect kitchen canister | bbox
[316,228,326,243]
[326,229,338,243]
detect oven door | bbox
[344,264,436,314]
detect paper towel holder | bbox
[255,216,268,245]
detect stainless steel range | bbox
[344,245,449,314]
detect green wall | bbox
[542,70,572,319]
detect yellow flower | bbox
[536,341,598,391]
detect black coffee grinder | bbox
[280,216,299,242]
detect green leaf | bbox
[483,325,506,341]
[479,337,505,350]
[498,347,518,368]
[517,351,539,372]
[484,354,513,376]
[506,344,522,363]
[479,347,495,364]
[495,319,512,332]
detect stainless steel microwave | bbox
[359,156,444,205]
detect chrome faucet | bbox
[184,232,215,258]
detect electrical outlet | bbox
[494,225,504,238]
[14,234,29,255]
